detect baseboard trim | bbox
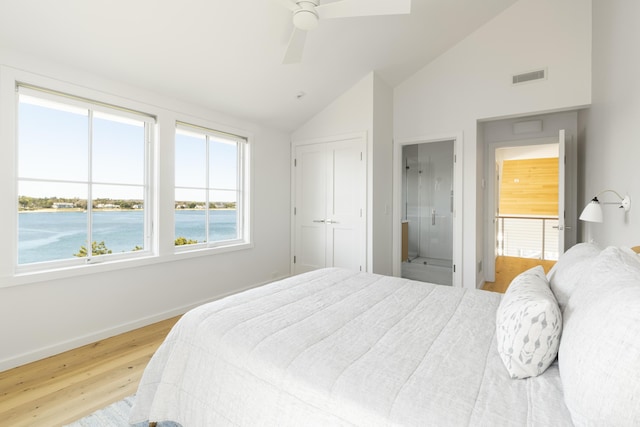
[0,275,289,372]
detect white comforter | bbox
[130,268,572,426]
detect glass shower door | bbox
[402,141,454,284]
[420,141,453,266]
[404,145,421,261]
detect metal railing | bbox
[496,215,559,261]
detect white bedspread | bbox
[131,268,572,426]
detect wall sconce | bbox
[579,190,631,223]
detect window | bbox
[16,85,154,270]
[174,122,248,250]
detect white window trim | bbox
[15,84,156,274]
[0,66,253,289]
[174,121,250,252]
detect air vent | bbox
[512,69,546,85]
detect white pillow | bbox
[496,266,562,379]
[559,246,640,426]
[547,242,601,311]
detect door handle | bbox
[450,190,454,213]
[552,225,565,231]
[313,219,339,224]
[432,209,436,226]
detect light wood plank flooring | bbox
[482,255,556,293]
[0,316,180,427]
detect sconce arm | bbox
[595,189,631,211]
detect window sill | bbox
[0,241,253,288]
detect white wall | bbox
[292,73,374,141]
[394,0,591,288]
[0,49,291,370]
[292,72,394,275]
[580,0,640,246]
[371,76,394,275]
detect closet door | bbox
[293,138,366,274]
[294,144,328,273]
[327,141,366,270]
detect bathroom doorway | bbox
[401,140,454,285]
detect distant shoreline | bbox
[19,208,235,213]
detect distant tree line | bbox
[19,196,236,211]
[175,201,237,209]
[19,196,87,210]
[18,196,142,211]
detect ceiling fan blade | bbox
[276,0,299,12]
[316,0,411,20]
[282,28,307,64]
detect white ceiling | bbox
[0,0,517,132]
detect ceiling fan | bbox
[277,0,412,64]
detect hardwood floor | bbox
[0,316,180,427]
[482,256,556,293]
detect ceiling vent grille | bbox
[512,69,546,85]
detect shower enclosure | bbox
[401,141,454,285]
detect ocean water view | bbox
[18,209,238,264]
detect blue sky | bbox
[175,129,238,203]
[18,94,238,202]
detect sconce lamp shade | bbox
[579,197,603,223]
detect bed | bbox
[130,244,640,426]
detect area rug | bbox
[64,395,181,427]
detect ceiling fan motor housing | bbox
[293,0,319,30]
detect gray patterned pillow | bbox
[496,266,562,379]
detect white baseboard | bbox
[0,275,289,372]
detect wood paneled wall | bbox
[499,157,558,216]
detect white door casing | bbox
[557,129,566,254]
[392,134,463,288]
[484,129,576,281]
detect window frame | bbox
[174,121,251,253]
[14,84,156,274]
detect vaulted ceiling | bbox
[0,0,517,131]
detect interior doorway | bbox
[485,131,576,283]
[393,133,463,288]
[483,141,561,291]
[495,142,560,260]
[401,140,454,285]
[482,112,578,284]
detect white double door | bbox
[293,137,366,274]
